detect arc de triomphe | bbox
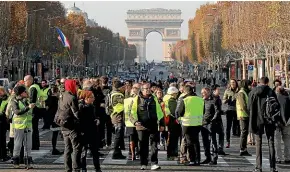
[126,8,183,63]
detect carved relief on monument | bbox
[144,28,164,37]
[129,30,142,37]
[166,29,179,36]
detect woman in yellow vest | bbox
[163,86,180,160]
[0,86,9,161]
[236,79,252,156]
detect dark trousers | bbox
[113,124,124,157]
[0,120,7,159]
[81,136,100,171]
[62,130,82,171]
[226,110,240,142]
[217,122,225,151]
[42,109,50,129]
[32,117,40,149]
[201,124,218,161]
[100,115,112,147]
[52,131,59,150]
[183,126,201,163]
[255,124,276,170]
[239,119,249,151]
[137,130,159,166]
[167,124,181,157]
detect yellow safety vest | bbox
[12,100,32,129]
[39,88,50,108]
[29,84,41,108]
[124,97,134,127]
[110,92,124,116]
[181,96,204,126]
[163,94,173,117]
[236,89,248,119]
[177,93,186,121]
[0,99,8,115]
[130,95,164,125]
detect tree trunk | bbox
[284,54,289,88]
[242,56,246,79]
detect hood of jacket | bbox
[65,79,77,95]
[252,85,270,96]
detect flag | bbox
[55,27,71,49]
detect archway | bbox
[146,32,163,62]
[126,8,183,63]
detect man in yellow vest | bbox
[10,85,35,169]
[106,80,126,159]
[40,80,51,130]
[24,75,41,150]
[236,79,252,156]
[130,82,164,171]
[176,85,204,166]
[124,83,140,160]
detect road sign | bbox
[248,65,254,71]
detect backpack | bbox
[263,94,280,125]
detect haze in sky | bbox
[62,1,210,62]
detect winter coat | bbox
[248,85,277,134]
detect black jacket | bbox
[79,101,99,135]
[276,92,290,126]
[56,91,80,131]
[131,93,164,131]
[248,85,277,134]
[203,96,216,125]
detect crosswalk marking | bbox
[102,150,128,165]
[244,156,273,170]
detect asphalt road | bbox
[0,67,289,172]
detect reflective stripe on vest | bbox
[0,99,8,115]
[29,84,41,108]
[236,89,249,118]
[181,96,204,126]
[110,92,124,115]
[12,101,32,129]
[124,97,134,127]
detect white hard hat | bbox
[167,86,179,95]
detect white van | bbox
[0,78,9,87]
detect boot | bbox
[129,142,135,161]
[12,156,20,169]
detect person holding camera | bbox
[11,85,35,169]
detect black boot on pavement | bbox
[240,151,252,156]
[52,149,63,155]
[201,158,211,164]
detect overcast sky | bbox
[62,1,210,62]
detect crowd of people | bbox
[0,74,289,172]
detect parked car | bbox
[0,78,9,87]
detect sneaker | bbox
[240,151,252,156]
[140,165,146,170]
[151,164,161,170]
